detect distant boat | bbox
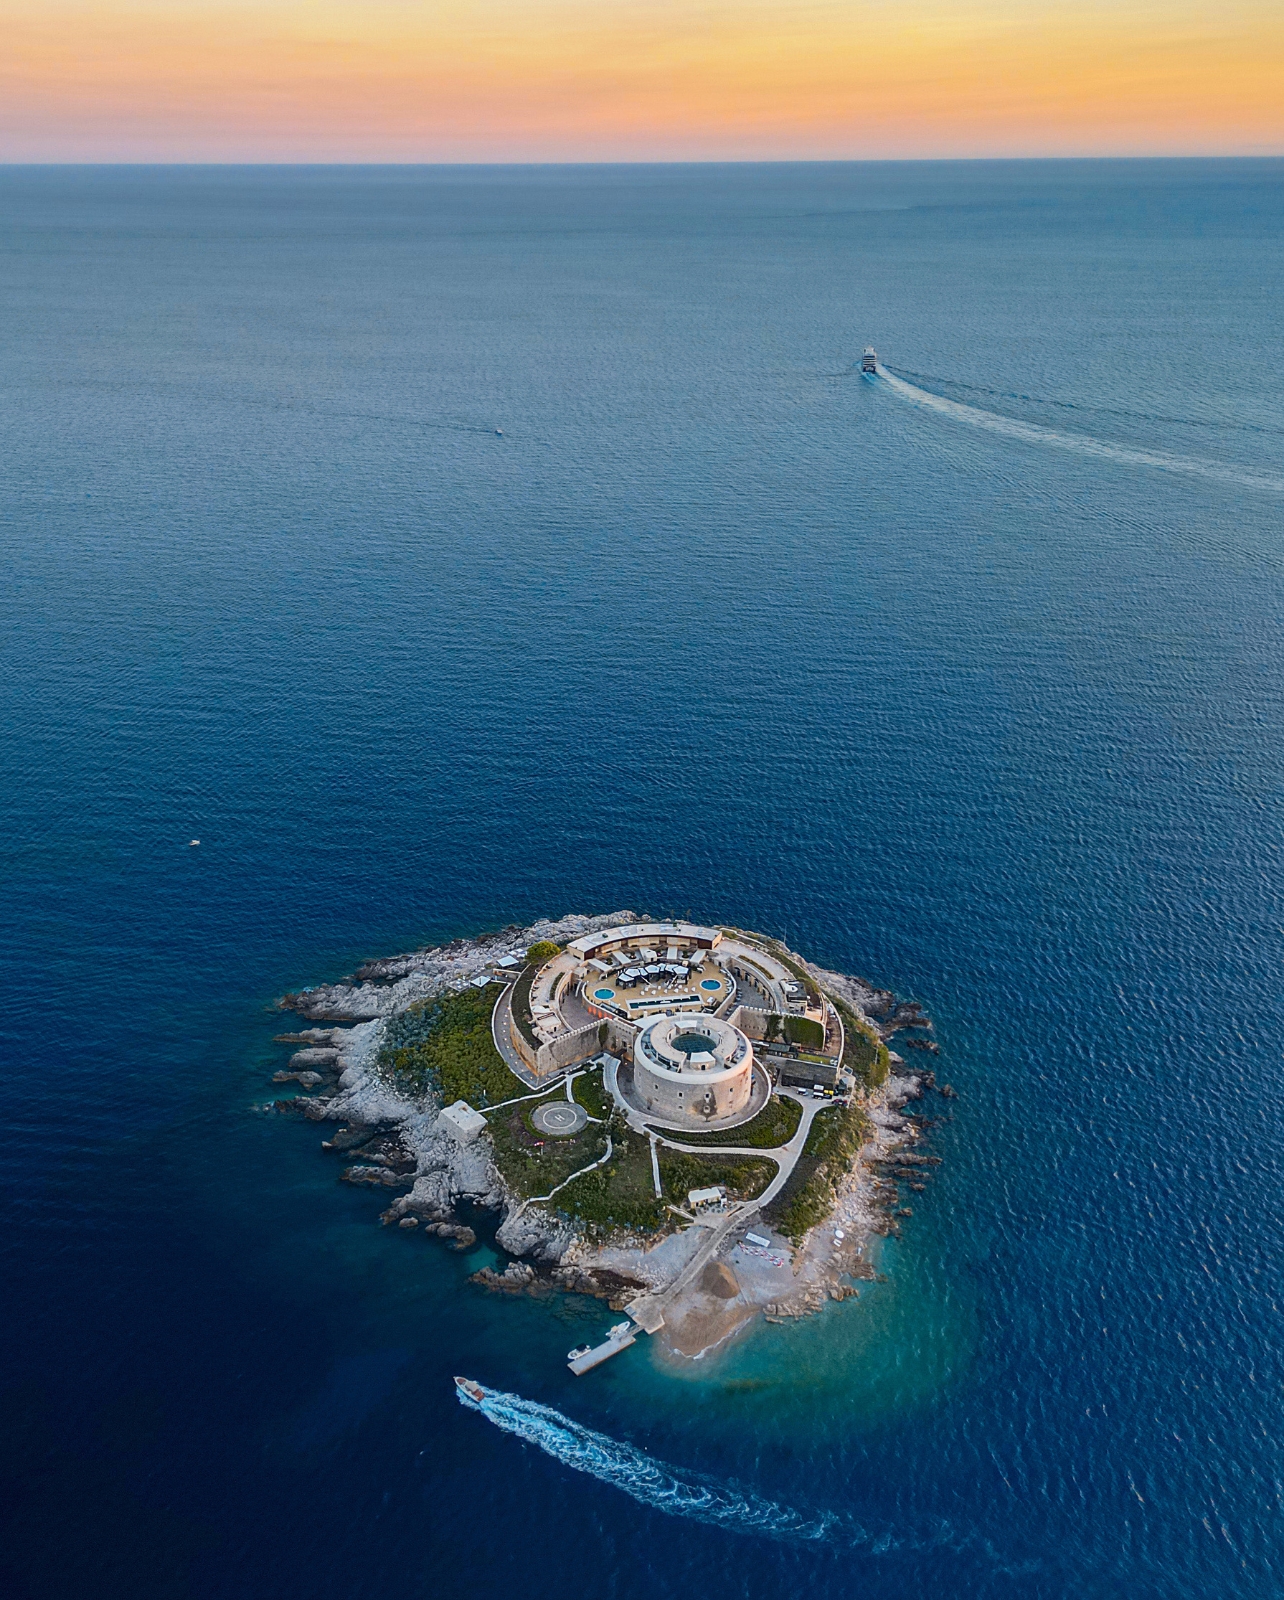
[567,1344,592,1361]
[861,347,878,375]
[455,1376,485,1403]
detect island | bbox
[272,913,949,1365]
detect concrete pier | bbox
[568,1327,637,1374]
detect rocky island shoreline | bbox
[269,912,953,1363]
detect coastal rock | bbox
[550,1263,649,1305]
[289,1048,341,1069]
[321,1125,378,1152]
[495,1206,579,1263]
[341,1165,414,1188]
[282,910,638,1021]
[274,1096,333,1121]
[398,1216,419,1229]
[470,1262,537,1292]
[273,1069,325,1087]
[425,1221,477,1248]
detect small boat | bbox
[567,1345,592,1361]
[454,1376,485,1404]
[860,347,878,375]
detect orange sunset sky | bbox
[3,0,1283,161]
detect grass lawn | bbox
[572,1068,612,1120]
[652,1093,801,1149]
[488,1105,609,1199]
[658,1147,776,1203]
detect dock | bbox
[568,1326,636,1374]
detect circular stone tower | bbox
[631,1013,755,1125]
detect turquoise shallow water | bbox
[3,159,1284,1599]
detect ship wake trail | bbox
[877,366,1284,495]
[459,1386,836,1541]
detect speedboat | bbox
[454,1376,485,1404]
[567,1344,592,1361]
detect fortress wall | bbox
[631,1058,754,1124]
[534,1015,637,1075]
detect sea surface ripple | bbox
[2,159,1284,1600]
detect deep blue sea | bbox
[4,159,1284,1600]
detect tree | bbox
[526,939,560,965]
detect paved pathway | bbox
[490,984,542,1088]
[621,1089,837,1332]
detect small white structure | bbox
[688,1186,726,1211]
[438,1100,487,1143]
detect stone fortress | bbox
[500,921,850,1129]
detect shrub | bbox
[526,939,560,965]
[784,1015,825,1051]
[762,1103,872,1242]
[380,984,526,1108]
[658,1148,776,1203]
[654,1093,801,1149]
[833,997,890,1090]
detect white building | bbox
[437,1101,487,1142]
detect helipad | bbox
[531,1100,588,1137]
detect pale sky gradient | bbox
[3,0,1282,161]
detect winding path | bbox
[510,1135,614,1218]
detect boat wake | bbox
[458,1384,1025,1565]
[458,1385,837,1541]
[876,366,1284,495]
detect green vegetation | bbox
[652,1093,801,1149]
[488,1102,609,1199]
[762,1102,872,1243]
[380,984,526,1108]
[783,1014,825,1050]
[558,1119,665,1230]
[658,1147,776,1203]
[487,1087,776,1236]
[572,1068,612,1120]
[526,939,560,965]
[832,997,890,1091]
